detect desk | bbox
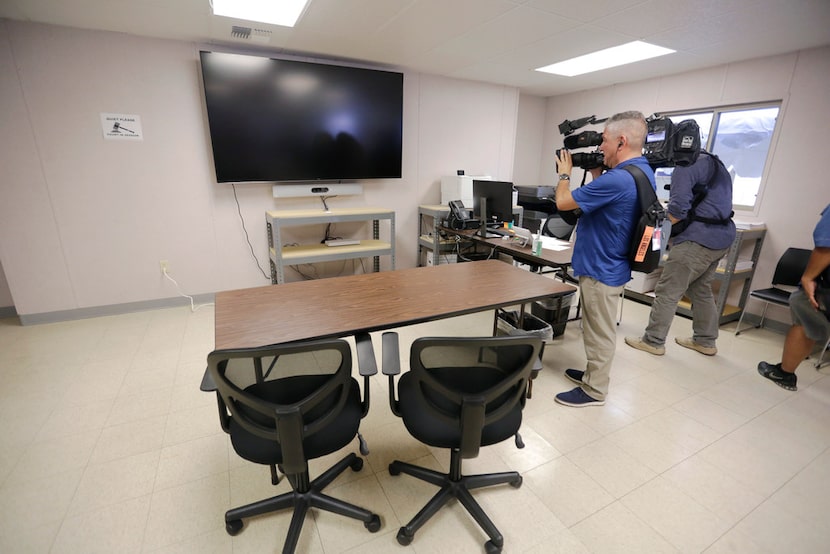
[214,260,575,350]
[443,227,573,275]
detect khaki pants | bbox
[644,241,728,348]
[579,276,624,400]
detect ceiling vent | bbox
[231,26,272,43]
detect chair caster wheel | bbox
[510,475,523,488]
[225,519,243,536]
[350,457,364,472]
[388,462,401,476]
[396,527,414,546]
[485,539,503,553]
[365,514,381,533]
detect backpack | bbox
[624,165,665,273]
[669,152,734,237]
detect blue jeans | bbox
[643,241,728,348]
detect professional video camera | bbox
[556,115,606,170]
[557,114,702,170]
[643,115,701,168]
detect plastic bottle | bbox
[532,234,543,256]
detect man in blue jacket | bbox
[625,151,736,356]
[554,111,655,407]
[758,204,830,391]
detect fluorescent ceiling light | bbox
[536,41,675,77]
[211,0,311,28]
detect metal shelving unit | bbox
[266,207,395,284]
[624,227,767,325]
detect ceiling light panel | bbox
[211,0,311,28]
[536,40,676,76]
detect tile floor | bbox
[1,297,830,553]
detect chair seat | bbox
[397,366,523,449]
[230,377,362,465]
[749,287,792,305]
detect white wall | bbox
[0,20,521,320]
[513,94,546,188]
[522,46,830,325]
[0,261,12,308]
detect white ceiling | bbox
[1,0,829,97]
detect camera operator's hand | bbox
[556,149,573,177]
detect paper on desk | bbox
[539,236,571,251]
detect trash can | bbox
[531,291,575,337]
[496,310,553,398]
[496,310,553,342]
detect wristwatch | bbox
[558,173,571,181]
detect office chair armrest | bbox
[355,332,378,377]
[355,332,377,418]
[199,367,217,391]
[382,332,403,417]
[381,332,401,376]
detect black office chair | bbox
[381,332,541,553]
[735,247,812,335]
[203,333,382,553]
[815,336,830,369]
[541,213,575,241]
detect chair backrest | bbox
[398,335,541,459]
[771,247,812,287]
[541,214,575,241]
[207,339,360,475]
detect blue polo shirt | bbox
[815,203,830,248]
[571,156,653,286]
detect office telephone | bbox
[449,200,469,220]
[447,200,479,230]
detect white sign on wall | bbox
[100,113,143,141]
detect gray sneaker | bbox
[675,337,717,356]
[624,336,665,356]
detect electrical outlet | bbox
[159,260,169,274]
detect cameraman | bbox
[625,150,736,356]
[553,111,655,407]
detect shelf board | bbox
[276,240,392,263]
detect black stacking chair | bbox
[203,333,381,553]
[381,332,541,554]
[735,247,812,335]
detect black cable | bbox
[231,183,270,281]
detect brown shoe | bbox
[675,337,717,356]
[624,336,665,356]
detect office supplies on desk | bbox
[539,235,571,251]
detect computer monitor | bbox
[472,180,514,227]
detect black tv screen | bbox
[199,51,403,183]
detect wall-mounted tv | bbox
[199,51,403,183]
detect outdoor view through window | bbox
[667,104,780,210]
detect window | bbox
[666,103,780,210]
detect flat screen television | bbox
[199,51,403,183]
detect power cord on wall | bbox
[232,183,271,281]
[162,267,214,312]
